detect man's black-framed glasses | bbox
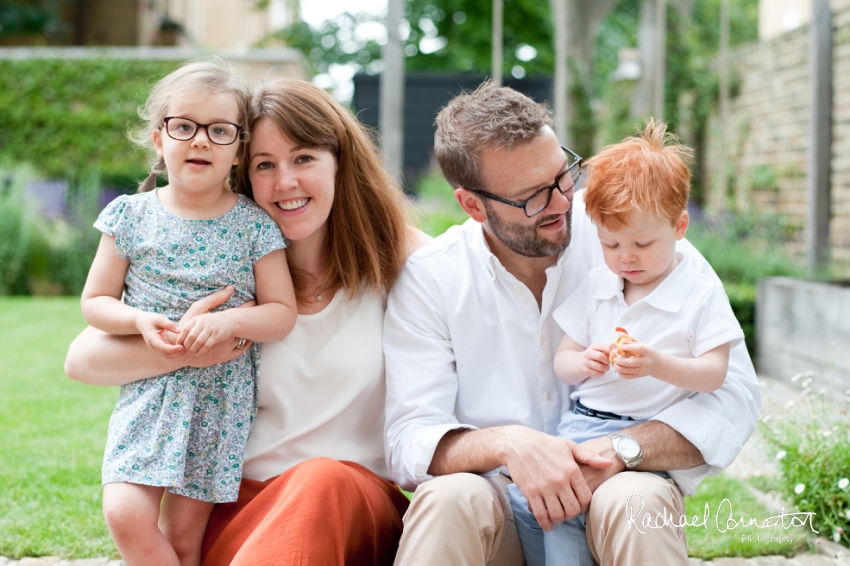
[163,116,243,146]
[466,145,583,217]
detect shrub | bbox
[0,169,35,294]
[760,379,850,546]
[0,58,180,183]
[0,167,102,296]
[687,210,804,362]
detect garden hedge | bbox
[0,58,181,185]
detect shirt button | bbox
[517,287,524,294]
[545,392,552,401]
[622,315,631,323]
[539,337,546,346]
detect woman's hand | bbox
[65,286,255,385]
[176,285,256,356]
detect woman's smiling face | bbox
[248,118,337,245]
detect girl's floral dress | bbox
[95,190,286,502]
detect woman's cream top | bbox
[241,289,388,481]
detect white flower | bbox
[802,377,813,388]
[795,483,806,494]
[819,388,829,397]
[835,532,842,542]
[822,430,833,437]
[776,450,787,460]
[839,478,849,490]
[791,373,803,383]
[785,400,795,409]
[762,414,772,423]
[845,509,850,520]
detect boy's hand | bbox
[582,343,612,377]
[136,312,183,355]
[176,312,239,355]
[612,342,658,379]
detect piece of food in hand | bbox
[609,326,639,364]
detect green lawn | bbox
[0,298,118,559]
[684,473,807,559]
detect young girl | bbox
[80,60,297,566]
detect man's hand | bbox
[501,426,612,531]
[613,342,660,379]
[577,435,626,505]
[136,312,183,355]
[582,343,612,377]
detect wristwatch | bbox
[607,431,643,468]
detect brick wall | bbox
[705,0,850,268]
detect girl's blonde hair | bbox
[239,78,409,303]
[129,58,250,192]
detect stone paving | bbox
[1,377,846,565]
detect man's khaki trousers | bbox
[393,471,689,566]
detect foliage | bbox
[684,472,804,559]
[0,0,69,40]
[0,58,180,184]
[685,210,802,360]
[724,281,756,359]
[686,211,804,285]
[270,12,385,76]
[760,383,850,547]
[276,0,554,78]
[0,167,102,296]
[412,168,468,237]
[0,169,35,294]
[0,297,118,559]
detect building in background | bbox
[759,0,811,41]
[1,0,300,50]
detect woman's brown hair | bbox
[240,78,409,303]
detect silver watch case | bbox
[608,431,643,468]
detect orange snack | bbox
[609,327,638,364]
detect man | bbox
[383,83,760,565]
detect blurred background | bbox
[1,0,847,389]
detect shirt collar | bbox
[467,219,570,282]
[592,252,699,313]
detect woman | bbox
[65,77,429,565]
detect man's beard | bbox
[484,200,573,258]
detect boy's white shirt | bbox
[554,253,745,421]
[383,195,761,496]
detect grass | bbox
[0,297,118,559]
[684,473,807,559]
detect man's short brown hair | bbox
[434,81,555,191]
[584,118,693,230]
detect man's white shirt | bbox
[383,196,761,496]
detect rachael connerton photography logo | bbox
[624,493,819,535]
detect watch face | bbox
[617,436,640,459]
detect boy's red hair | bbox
[584,118,693,230]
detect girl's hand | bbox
[612,342,658,379]
[136,312,183,355]
[582,343,612,377]
[176,313,238,355]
